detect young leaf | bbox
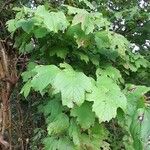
[71,102,95,129]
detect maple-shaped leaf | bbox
[109,32,129,57]
[44,136,75,150]
[71,102,95,129]
[80,133,104,150]
[95,31,118,60]
[72,13,95,35]
[43,12,69,33]
[96,65,123,83]
[47,113,69,135]
[31,65,60,92]
[86,76,127,122]
[95,31,110,49]
[38,97,63,123]
[95,31,129,59]
[91,122,107,137]
[66,24,93,48]
[34,6,69,33]
[53,67,92,108]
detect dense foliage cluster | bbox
[5,0,150,149]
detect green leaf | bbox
[90,56,99,66]
[21,70,36,82]
[31,65,60,92]
[73,51,89,63]
[96,65,123,83]
[125,84,150,116]
[79,0,95,10]
[95,31,110,49]
[130,107,150,150]
[16,18,34,33]
[44,136,75,150]
[35,5,49,17]
[38,97,63,122]
[80,133,101,150]
[69,119,81,146]
[33,27,48,38]
[20,80,32,98]
[110,32,129,57]
[19,42,34,53]
[72,13,95,34]
[65,5,87,14]
[66,24,93,47]
[34,6,69,32]
[47,113,69,135]
[123,135,134,150]
[53,67,92,108]
[94,12,110,28]
[49,47,68,59]
[27,62,37,70]
[89,125,109,150]
[91,122,108,140]
[95,31,118,60]
[71,102,95,129]
[43,12,69,33]
[56,137,75,150]
[6,19,17,32]
[72,12,109,35]
[87,76,127,122]
[95,31,129,59]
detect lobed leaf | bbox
[87,76,127,122]
[71,102,95,129]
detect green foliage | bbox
[47,113,69,135]
[130,107,150,150]
[71,102,95,129]
[87,75,127,122]
[7,1,150,149]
